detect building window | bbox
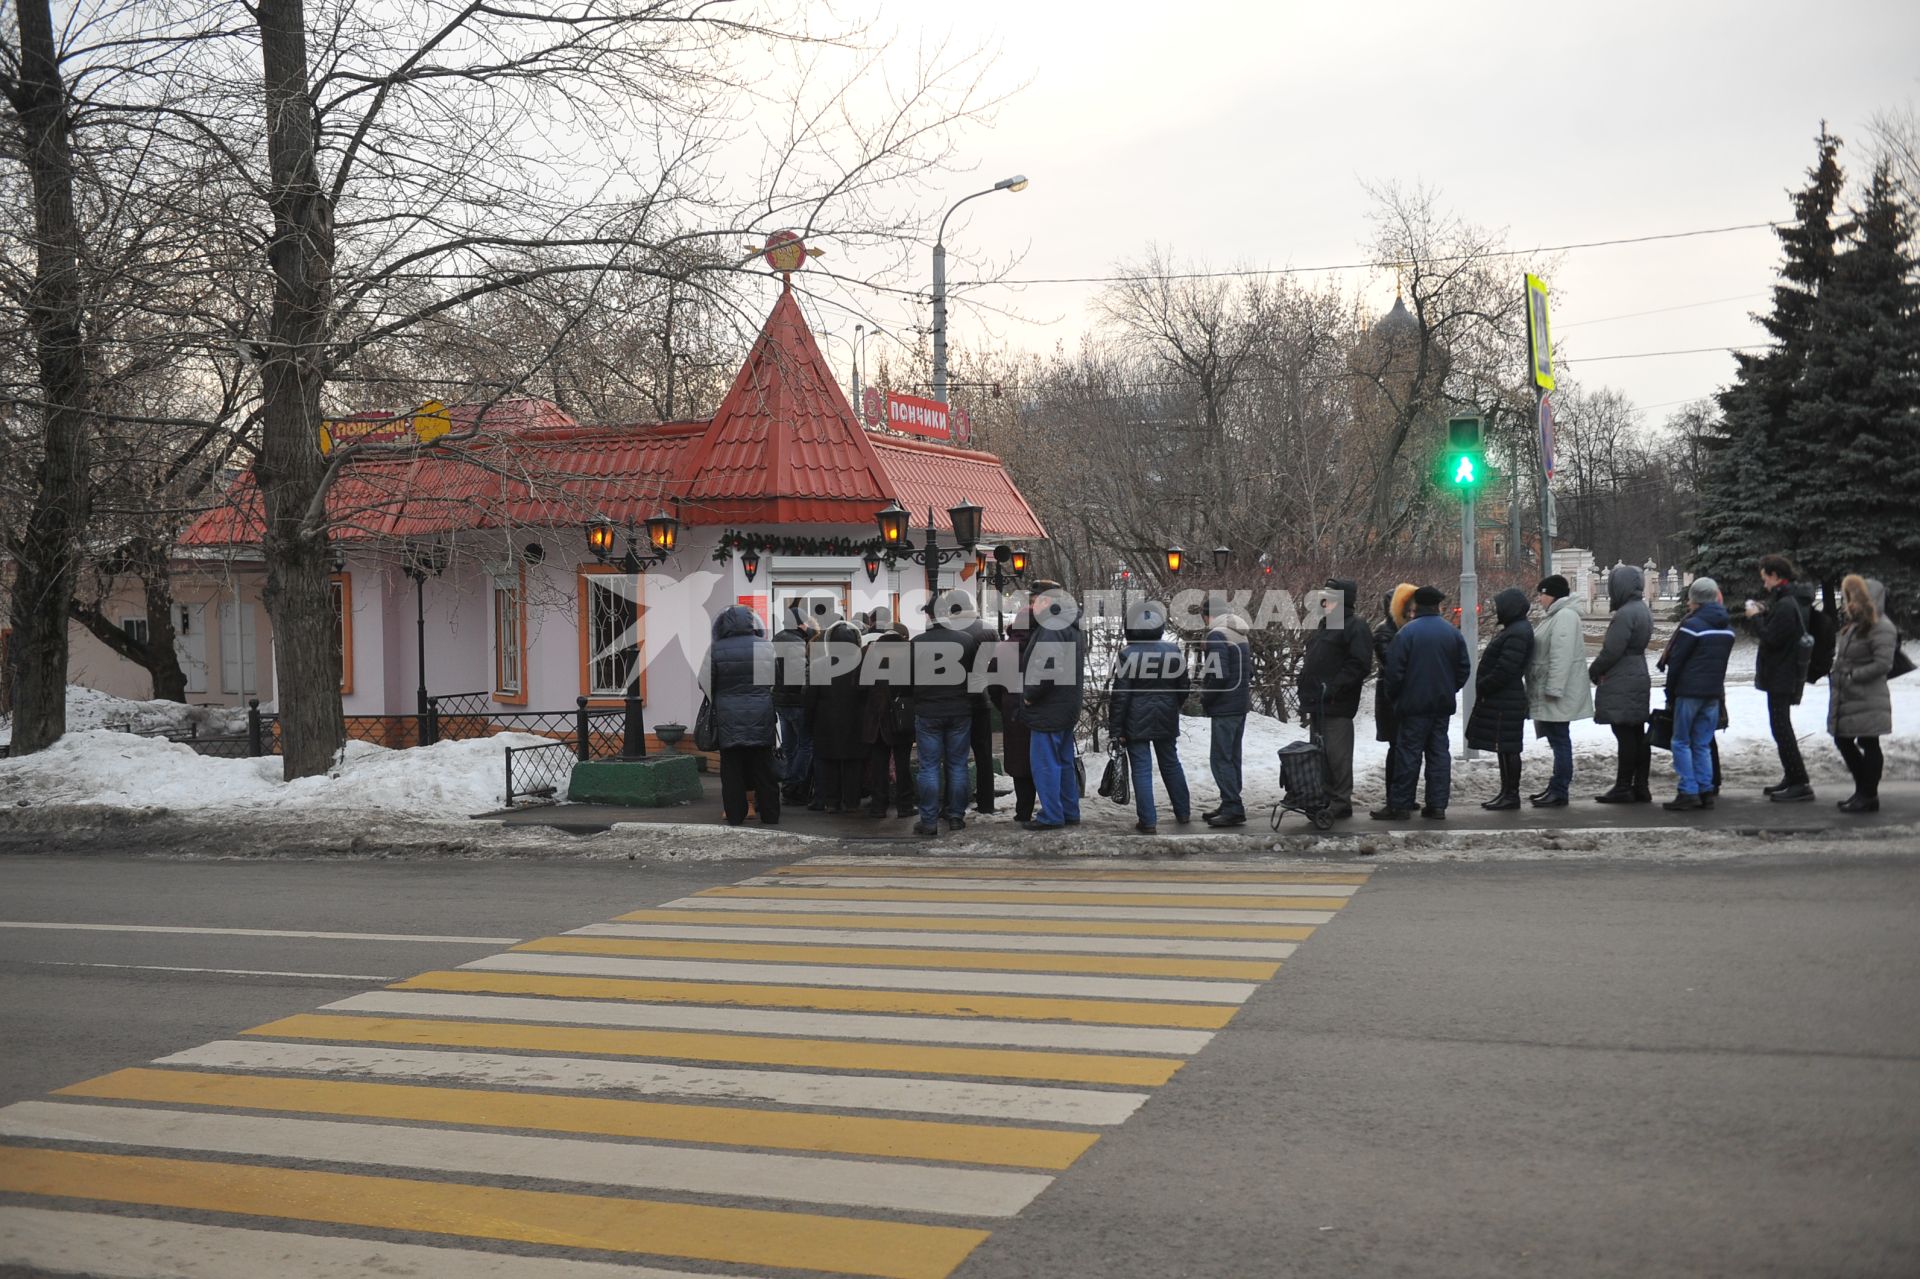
[493,570,526,703]
[121,617,150,647]
[218,598,257,695]
[579,568,644,702]
[329,573,354,694]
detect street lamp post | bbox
[975,543,1029,638]
[932,175,1028,406]
[585,507,683,759]
[875,498,984,610]
[402,540,449,745]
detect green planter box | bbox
[568,756,703,807]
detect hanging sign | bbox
[861,386,884,428]
[1525,274,1555,391]
[885,391,950,441]
[318,399,452,456]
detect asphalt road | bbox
[1,848,1915,1277]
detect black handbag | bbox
[1648,706,1674,752]
[1097,757,1118,798]
[694,696,718,751]
[1892,634,1916,680]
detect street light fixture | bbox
[862,550,883,584]
[1165,546,1184,575]
[874,498,991,604]
[932,174,1029,405]
[401,539,450,739]
[1010,547,1029,575]
[1212,545,1232,574]
[586,508,681,573]
[740,546,760,581]
[978,541,1028,638]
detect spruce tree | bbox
[1691,129,1845,597]
[1786,163,1920,620]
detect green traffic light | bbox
[1453,455,1476,486]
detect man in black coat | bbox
[771,606,813,804]
[910,591,983,835]
[1372,585,1471,820]
[1745,553,1816,802]
[1199,597,1252,827]
[1296,578,1372,820]
[1021,581,1086,831]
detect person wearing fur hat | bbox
[1373,585,1470,820]
[1466,587,1535,809]
[1828,574,1898,813]
[1297,579,1372,821]
[1526,574,1592,806]
[1109,599,1193,834]
[1373,584,1417,798]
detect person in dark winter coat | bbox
[771,608,813,803]
[1297,578,1372,820]
[1746,553,1817,801]
[1373,583,1417,799]
[965,617,1000,814]
[1022,582,1086,830]
[805,618,868,813]
[703,605,779,826]
[1109,600,1192,834]
[1466,587,1534,809]
[1199,599,1251,826]
[1828,575,1897,813]
[1590,564,1654,803]
[1662,577,1736,811]
[998,607,1037,822]
[861,623,915,817]
[911,593,983,834]
[1373,586,1471,820]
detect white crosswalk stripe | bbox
[0,854,1371,1279]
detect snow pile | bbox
[0,730,560,820]
[0,686,248,746]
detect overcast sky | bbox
[806,0,1920,426]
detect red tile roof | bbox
[181,294,1044,548]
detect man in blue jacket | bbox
[1372,585,1471,820]
[1199,597,1251,827]
[1663,577,1737,811]
[1022,581,1086,831]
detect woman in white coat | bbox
[1526,574,1594,806]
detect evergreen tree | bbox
[1691,129,1845,597]
[1786,162,1920,620]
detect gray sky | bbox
[819,0,1920,425]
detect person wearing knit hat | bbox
[1526,573,1593,805]
[1371,585,1470,821]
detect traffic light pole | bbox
[1459,488,1479,761]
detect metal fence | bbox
[503,740,579,804]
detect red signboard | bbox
[885,391,950,442]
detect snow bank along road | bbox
[0,855,1368,1279]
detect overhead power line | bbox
[950,221,1781,289]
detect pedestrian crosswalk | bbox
[0,854,1373,1279]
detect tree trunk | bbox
[256,0,344,778]
[4,0,92,754]
[141,547,189,703]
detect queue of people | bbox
[705,553,1900,829]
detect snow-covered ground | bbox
[0,686,248,746]
[0,728,561,821]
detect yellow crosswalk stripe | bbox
[700,886,1346,910]
[517,935,1282,980]
[392,970,1238,1028]
[55,1069,1096,1169]
[233,1012,1183,1086]
[0,1147,988,1279]
[614,908,1315,940]
[774,865,1372,884]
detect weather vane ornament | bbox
[746,230,824,288]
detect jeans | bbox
[1127,738,1191,827]
[1389,714,1452,811]
[1539,721,1573,797]
[1310,713,1355,809]
[1672,697,1720,794]
[1209,714,1246,819]
[915,715,972,825]
[1767,686,1808,785]
[1030,729,1082,826]
[775,706,812,792]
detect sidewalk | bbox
[482,775,1917,840]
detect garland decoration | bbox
[711,529,889,562]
